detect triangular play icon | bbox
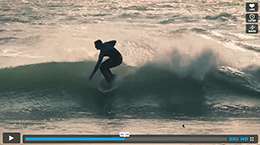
[9,135,14,141]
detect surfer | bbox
[89,39,123,86]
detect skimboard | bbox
[98,76,120,93]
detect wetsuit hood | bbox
[94,39,103,50]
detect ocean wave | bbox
[0,61,204,96]
[0,60,205,119]
[119,13,141,18]
[1,60,260,99]
[122,6,151,11]
[205,13,237,22]
[205,66,260,96]
[159,16,198,24]
[237,43,260,53]
[0,37,18,42]
[0,17,29,24]
[0,60,260,119]
[0,47,213,94]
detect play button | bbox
[3,133,20,143]
[9,135,14,141]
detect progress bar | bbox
[23,135,258,143]
[25,137,125,141]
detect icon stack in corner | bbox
[3,133,20,144]
[246,2,259,34]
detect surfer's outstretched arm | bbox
[89,52,104,80]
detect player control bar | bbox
[22,134,258,143]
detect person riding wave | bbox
[89,39,123,87]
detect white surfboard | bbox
[98,76,120,93]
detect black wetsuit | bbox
[92,40,122,83]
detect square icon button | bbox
[246,3,258,12]
[246,13,258,23]
[246,24,258,34]
[3,133,20,143]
